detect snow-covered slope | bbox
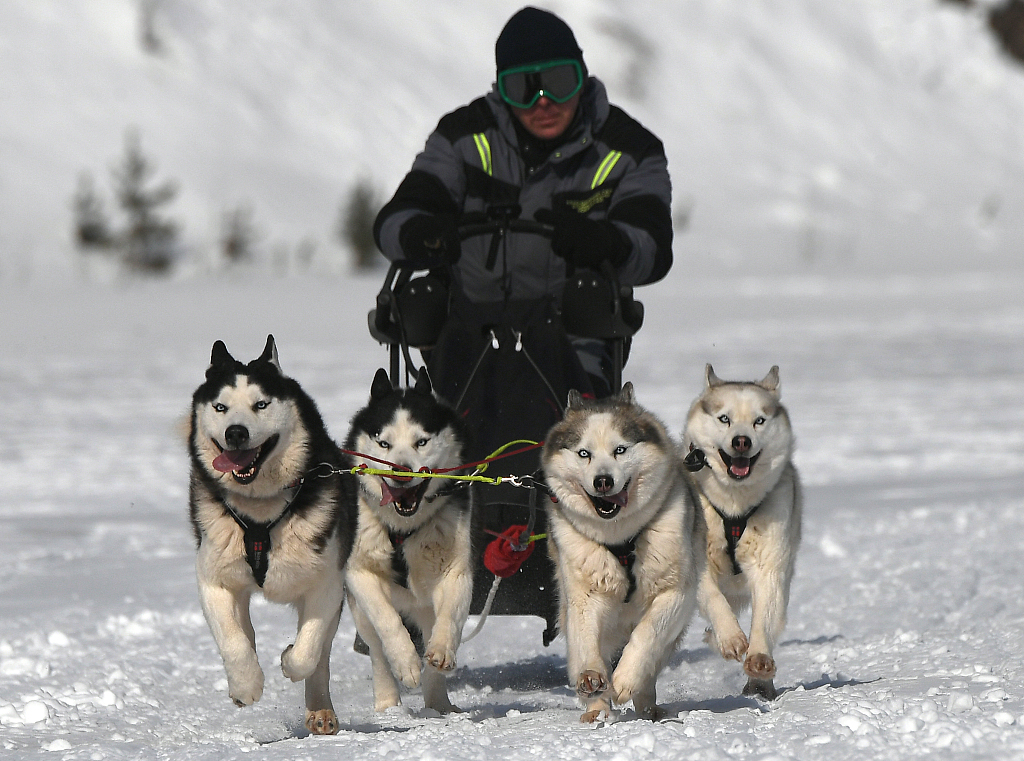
[1,0,1022,280]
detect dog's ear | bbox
[705,364,725,389]
[371,368,394,400]
[566,389,585,410]
[257,334,282,373]
[210,340,235,368]
[758,365,781,396]
[618,381,635,405]
[413,367,433,396]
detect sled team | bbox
[188,336,802,732]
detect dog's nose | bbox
[593,474,615,494]
[224,425,250,449]
[732,435,751,454]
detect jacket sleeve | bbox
[600,108,674,286]
[373,125,468,263]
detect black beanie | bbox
[495,7,585,76]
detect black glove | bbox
[398,213,461,267]
[534,208,630,270]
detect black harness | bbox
[684,445,763,576]
[710,500,763,576]
[387,527,416,589]
[223,480,303,588]
[603,535,639,603]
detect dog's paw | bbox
[636,703,668,722]
[280,643,318,683]
[580,709,603,724]
[743,677,778,701]
[576,669,609,699]
[610,669,642,706]
[305,709,339,735]
[717,629,749,662]
[424,643,457,673]
[227,666,265,707]
[390,652,422,688]
[743,652,777,680]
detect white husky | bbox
[188,335,356,734]
[542,384,702,722]
[343,368,473,714]
[683,364,802,700]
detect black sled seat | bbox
[367,217,643,644]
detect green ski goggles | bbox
[497,59,584,109]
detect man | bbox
[373,6,673,397]
[372,6,675,633]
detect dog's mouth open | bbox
[212,435,279,485]
[719,449,761,480]
[380,475,430,517]
[587,480,630,520]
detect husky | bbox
[541,384,702,722]
[683,364,802,700]
[343,368,474,714]
[188,335,356,734]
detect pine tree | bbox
[72,172,113,250]
[111,132,179,274]
[339,179,382,269]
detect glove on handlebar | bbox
[399,213,461,267]
[534,208,630,270]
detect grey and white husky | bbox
[542,384,702,722]
[683,364,803,700]
[343,368,473,714]
[188,335,356,734]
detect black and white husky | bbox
[188,335,356,734]
[683,365,803,700]
[542,384,702,722]
[343,368,473,714]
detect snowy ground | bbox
[2,270,1023,759]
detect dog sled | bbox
[366,206,644,644]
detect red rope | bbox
[339,441,544,476]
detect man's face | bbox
[512,93,580,141]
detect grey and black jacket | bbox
[374,77,673,305]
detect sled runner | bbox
[367,206,644,643]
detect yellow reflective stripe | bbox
[473,133,492,176]
[591,150,622,189]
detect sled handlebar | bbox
[458,217,554,241]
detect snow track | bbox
[1,272,1023,759]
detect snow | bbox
[3,0,1024,758]
[2,270,1024,759]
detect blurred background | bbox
[1,0,1023,284]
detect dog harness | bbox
[603,536,639,603]
[387,528,416,589]
[710,501,763,576]
[223,479,303,588]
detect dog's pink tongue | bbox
[729,457,751,478]
[213,448,259,473]
[605,487,629,507]
[380,480,413,506]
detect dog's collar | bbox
[709,499,764,576]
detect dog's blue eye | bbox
[415,438,430,448]
[213,403,227,413]
[614,445,627,456]
[254,400,269,410]
[754,416,766,427]
[377,439,390,450]
[718,415,730,425]
[577,449,591,459]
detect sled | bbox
[367,206,644,644]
